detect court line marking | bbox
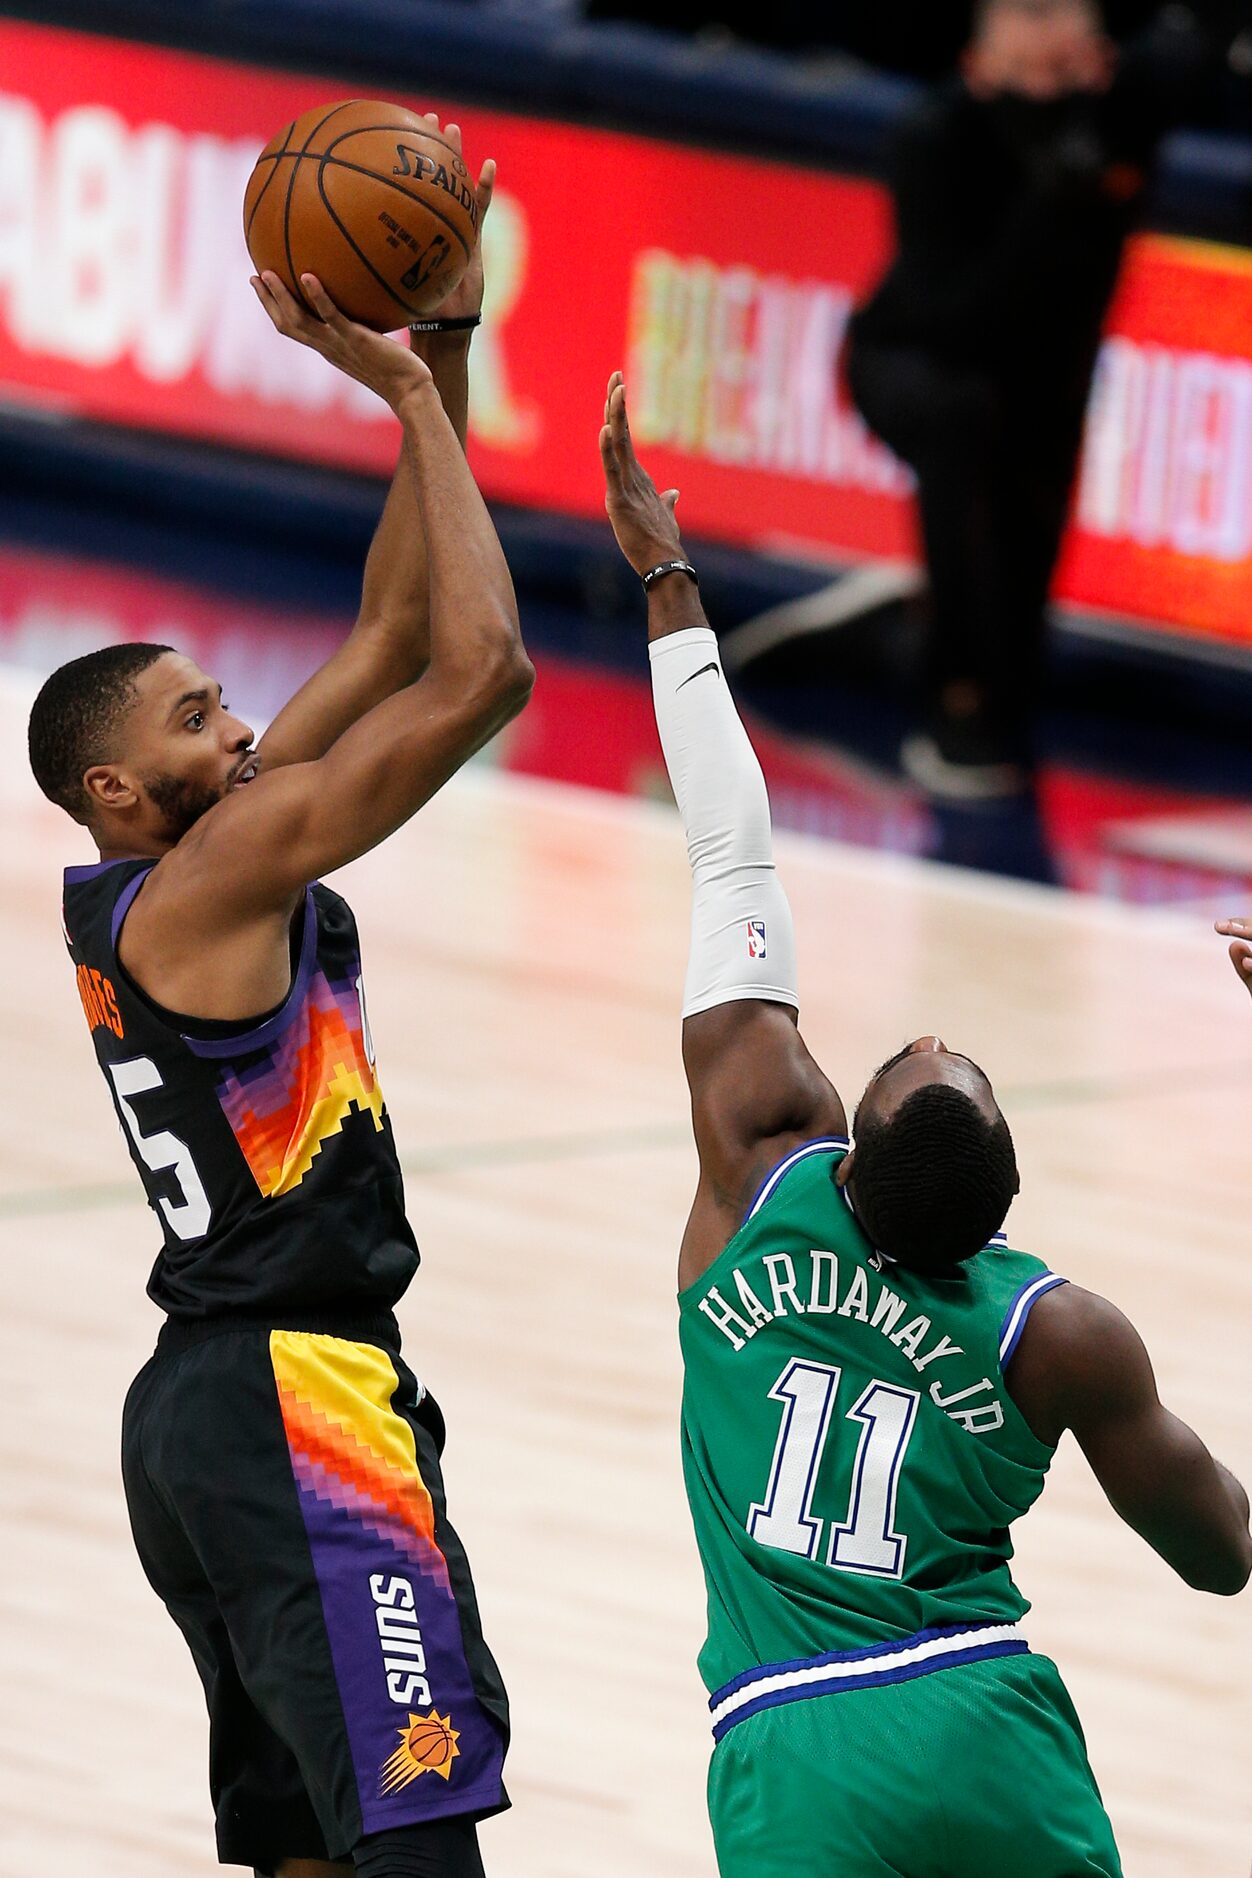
[3,1056,1251,1223]
[0,1122,689,1221]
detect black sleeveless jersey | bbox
[62,858,420,1320]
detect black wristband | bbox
[407,313,482,333]
[641,559,699,591]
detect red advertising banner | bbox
[0,20,1248,648]
[1058,237,1252,646]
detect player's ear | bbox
[83,764,139,814]
[835,1152,855,1188]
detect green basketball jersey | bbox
[679,1138,1065,1696]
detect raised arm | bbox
[255,122,493,771]
[122,280,531,1017]
[187,286,528,893]
[599,375,845,1285]
[1007,1283,1251,1595]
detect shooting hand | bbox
[251,270,433,412]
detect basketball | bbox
[403,1715,455,1769]
[244,100,478,331]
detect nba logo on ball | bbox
[746,921,767,960]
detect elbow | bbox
[1214,1544,1252,1597]
[1197,1566,1250,1599]
[489,642,535,714]
[460,639,532,731]
[1186,1542,1251,1597]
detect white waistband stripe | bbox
[710,1623,1027,1736]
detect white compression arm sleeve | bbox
[650,625,799,1018]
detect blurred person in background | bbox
[579,0,1218,81]
[846,0,1242,800]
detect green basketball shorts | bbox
[707,1641,1121,1877]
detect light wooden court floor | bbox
[1,677,1248,1877]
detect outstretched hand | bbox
[1215,917,1252,998]
[250,270,432,412]
[410,117,495,333]
[599,372,683,575]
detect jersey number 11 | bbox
[748,1358,920,1579]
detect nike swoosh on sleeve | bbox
[676,662,721,690]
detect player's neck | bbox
[93,834,171,864]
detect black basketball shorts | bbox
[121,1317,509,1871]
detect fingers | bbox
[599,421,623,485]
[1217,918,1252,981]
[606,381,635,471]
[1229,940,1252,979]
[257,266,355,344]
[420,113,493,239]
[475,156,496,226]
[427,113,461,158]
[299,272,350,328]
[252,270,319,339]
[600,375,628,484]
[425,116,488,210]
[250,274,284,332]
[602,373,659,501]
[603,375,627,447]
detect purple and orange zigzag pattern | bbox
[216,963,385,1198]
[273,1337,452,1595]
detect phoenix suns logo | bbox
[380,1710,461,1794]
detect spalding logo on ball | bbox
[244,100,477,331]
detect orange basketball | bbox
[244,100,477,331]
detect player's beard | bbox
[141,769,224,842]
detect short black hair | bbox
[28,642,173,824]
[848,1083,1018,1271]
[973,0,1101,32]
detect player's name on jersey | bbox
[694,1249,1005,1435]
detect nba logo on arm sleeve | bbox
[747,921,767,960]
